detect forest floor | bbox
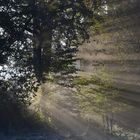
[1,81,140,140]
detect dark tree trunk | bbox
[33,29,52,82]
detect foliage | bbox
[0,0,105,104]
[74,67,123,118]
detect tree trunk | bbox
[33,29,52,82]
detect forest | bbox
[0,0,140,140]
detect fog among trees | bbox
[0,0,140,140]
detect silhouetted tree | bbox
[0,0,105,104]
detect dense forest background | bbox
[76,0,140,139]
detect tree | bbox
[0,0,104,104]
